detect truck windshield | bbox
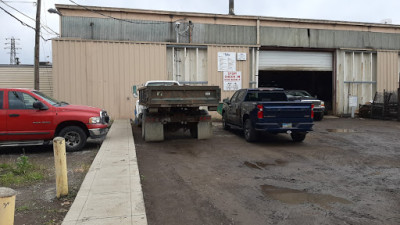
[245,91,287,101]
[33,91,68,106]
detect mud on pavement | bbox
[133,117,400,225]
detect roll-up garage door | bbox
[259,51,333,71]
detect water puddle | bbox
[326,129,356,133]
[245,160,288,169]
[261,185,351,209]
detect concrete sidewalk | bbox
[62,120,147,225]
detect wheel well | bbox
[55,121,89,137]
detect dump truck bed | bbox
[139,86,221,108]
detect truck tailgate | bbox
[262,102,313,120]
[139,86,221,108]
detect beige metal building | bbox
[53,4,400,119]
[0,65,53,97]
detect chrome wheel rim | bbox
[64,131,81,147]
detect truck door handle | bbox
[9,114,19,117]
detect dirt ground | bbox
[0,140,101,225]
[134,117,400,225]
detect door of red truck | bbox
[6,90,54,141]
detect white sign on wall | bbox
[237,53,247,61]
[223,71,242,91]
[218,52,236,72]
[349,96,358,107]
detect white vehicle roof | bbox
[144,80,180,86]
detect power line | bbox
[0,0,58,35]
[0,5,52,41]
[68,0,174,25]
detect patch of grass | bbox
[0,155,46,187]
[16,205,30,212]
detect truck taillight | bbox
[311,104,314,119]
[257,104,263,119]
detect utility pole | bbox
[34,0,41,90]
[5,37,21,65]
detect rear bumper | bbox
[89,127,109,138]
[255,122,313,133]
[313,107,325,113]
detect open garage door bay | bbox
[258,50,334,113]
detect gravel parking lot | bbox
[133,117,400,225]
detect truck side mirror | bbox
[132,85,138,98]
[33,101,48,110]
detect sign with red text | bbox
[223,71,242,91]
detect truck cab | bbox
[0,88,110,151]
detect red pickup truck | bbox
[0,88,110,151]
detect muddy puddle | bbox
[261,185,351,209]
[326,129,356,133]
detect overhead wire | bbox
[0,0,59,35]
[0,5,51,41]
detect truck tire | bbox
[314,112,324,121]
[243,119,258,142]
[137,113,143,127]
[222,113,230,130]
[142,112,146,139]
[291,132,307,142]
[58,126,87,152]
[190,125,198,138]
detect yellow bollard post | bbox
[53,137,68,198]
[0,187,17,225]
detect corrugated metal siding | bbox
[336,50,377,115]
[62,16,256,45]
[259,51,333,71]
[377,51,399,92]
[260,27,400,50]
[0,66,53,96]
[62,16,174,42]
[193,24,256,45]
[166,47,208,83]
[207,46,250,101]
[53,40,167,119]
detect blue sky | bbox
[1,0,400,64]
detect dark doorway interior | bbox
[258,70,333,113]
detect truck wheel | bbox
[190,126,198,138]
[314,112,324,121]
[142,112,146,139]
[137,113,143,127]
[58,126,87,152]
[222,113,230,130]
[291,132,307,142]
[244,119,258,142]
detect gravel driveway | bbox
[134,117,400,225]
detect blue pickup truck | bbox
[222,88,314,142]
